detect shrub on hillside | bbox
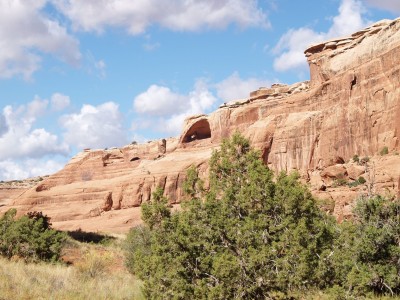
[125,133,400,299]
[0,209,66,262]
[328,195,400,297]
[125,133,336,299]
[380,146,389,156]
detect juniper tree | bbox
[126,133,336,299]
[0,209,66,262]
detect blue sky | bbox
[0,0,398,180]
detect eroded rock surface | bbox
[2,18,400,233]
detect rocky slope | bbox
[0,177,48,209]
[2,18,400,233]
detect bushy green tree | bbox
[329,195,400,297]
[126,133,336,299]
[0,209,66,262]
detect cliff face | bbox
[3,18,400,233]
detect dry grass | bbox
[0,236,144,300]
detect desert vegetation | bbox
[0,212,143,299]
[0,209,66,262]
[0,134,399,299]
[0,253,143,300]
[125,133,400,299]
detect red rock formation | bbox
[2,18,400,233]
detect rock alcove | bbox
[182,119,211,143]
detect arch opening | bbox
[183,119,211,143]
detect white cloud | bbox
[51,93,71,111]
[61,102,128,149]
[52,0,269,34]
[0,99,69,160]
[133,74,275,135]
[328,0,368,38]
[0,158,65,181]
[216,72,272,101]
[133,79,217,135]
[134,85,188,116]
[273,0,369,72]
[0,0,81,79]
[273,28,325,72]
[0,115,8,138]
[364,0,400,13]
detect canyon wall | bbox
[2,18,400,233]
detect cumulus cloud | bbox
[61,102,128,149]
[364,0,400,13]
[26,97,49,119]
[273,0,369,72]
[328,0,368,37]
[134,85,188,116]
[51,93,71,111]
[133,79,217,135]
[273,28,325,72]
[216,72,272,102]
[0,0,81,79]
[133,73,275,135]
[0,99,69,160]
[0,159,65,181]
[0,115,9,138]
[52,0,269,34]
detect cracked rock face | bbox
[2,18,400,233]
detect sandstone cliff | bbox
[2,18,400,233]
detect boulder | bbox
[346,164,365,180]
[321,165,347,179]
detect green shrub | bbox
[333,178,348,187]
[353,154,360,163]
[0,209,66,262]
[329,196,400,297]
[357,176,366,184]
[347,176,367,188]
[380,146,389,156]
[347,181,359,188]
[125,133,336,299]
[124,134,400,298]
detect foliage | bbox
[0,209,66,262]
[357,176,366,184]
[76,249,114,278]
[333,177,348,187]
[0,245,143,300]
[125,133,400,299]
[328,195,400,297]
[347,176,367,188]
[380,146,389,156]
[353,154,360,163]
[125,133,336,299]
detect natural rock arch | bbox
[182,119,211,143]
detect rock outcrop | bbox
[0,177,47,209]
[2,18,400,233]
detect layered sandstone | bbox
[0,177,47,209]
[2,18,400,233]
